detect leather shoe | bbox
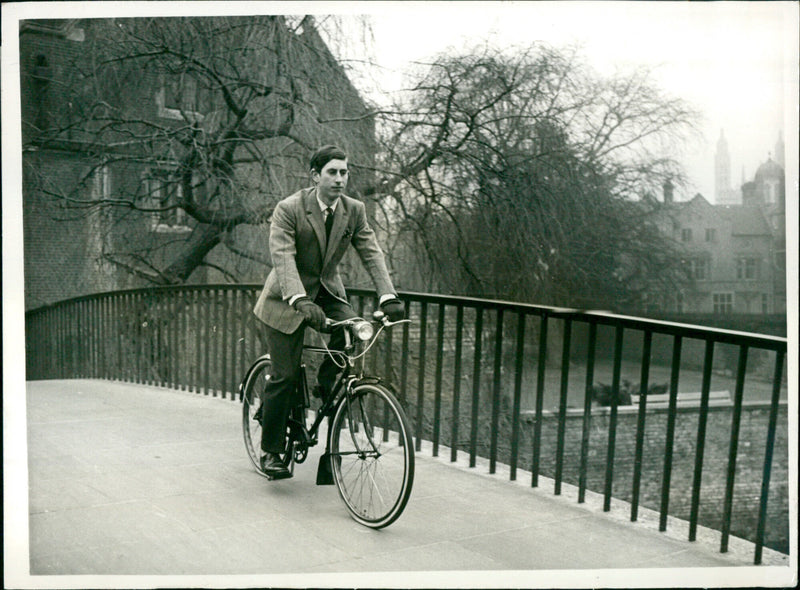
[261,452,292,479]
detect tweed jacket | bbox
[253,187,397,334]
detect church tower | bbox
[714,130,738,204]
[774,131,785,168]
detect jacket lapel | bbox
[303,188,326,257]
[323,197,350,269]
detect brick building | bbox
[643,150,786,316]
[20,17,377,310]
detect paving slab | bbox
[7,379,794,588]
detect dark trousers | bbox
[260,289,356,453]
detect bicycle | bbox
[240,310,415,529]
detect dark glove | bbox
[293,297,326,331]
[380,297,405,322]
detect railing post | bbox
[172,290,179,390]
[230,288,241,398]
[382,321,393,443]
[89,297,95,378]
[578,321,597,502]
[134,293,142,384]
[433,303,445,457]
[77,299,84,378]
[754,350,785,564]
[450,305,464,463]
[214,289,222,396]
[659,334,682,531]
[415,301,427,452]
[181,288,189,391]
[489,309,504,474]
[531,313,548,487]
[603,325,624,511]
[469,307,484,468]
[554,318,572,495]
[155,293,163,387]
[721,345,749,552]
[202,289,211,394]
[631,330,652,521]
[689,338,715,540]
[400,300,410,407]
[116,293,124,382]
[100,296,107,380]
[383,310,393,385]
[510,312,526,481]
[221,288,230,398]
[194,289,202,393]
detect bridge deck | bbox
[15,379,791,587]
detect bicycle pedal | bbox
[266,470,293,481]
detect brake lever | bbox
[372,310,410,327]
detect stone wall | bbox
[516,402,789,554]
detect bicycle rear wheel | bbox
[328,383,415,528]
[241,356,294,476]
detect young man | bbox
[252,145,404,478]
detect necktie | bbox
[324,207,334,240]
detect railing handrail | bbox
[27,284,788,350]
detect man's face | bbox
[313,158,348,204]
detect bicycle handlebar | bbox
[316,311,409,334]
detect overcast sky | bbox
[3,1,797,201]
[353,1,797,202]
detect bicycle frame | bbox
[290,315,398,455]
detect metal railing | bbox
[25,284,789,563]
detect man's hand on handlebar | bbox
[379,297,405,322]
[293,297,326,331]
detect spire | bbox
[774,130,785,168]
[715,128,731,203]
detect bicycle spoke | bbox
[329,384,414,528]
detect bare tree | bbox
[367,44,701,309]
[23,15,378,285]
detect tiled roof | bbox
[719,205,772,236]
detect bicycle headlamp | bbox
[352,320,375,342]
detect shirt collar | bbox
[316,193,339,214]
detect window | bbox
[164,73,197,111]
[684,257,709,281]
[713,292,733,314]
[91,165,111,200]
[156,72,205,121]
[681,228,692,242]
[144,170,190,232]
[705,228,717,242]
[736,257,759,280]
[764,180,778,204]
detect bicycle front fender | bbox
[238,353,272,401]
[351,376,382,388]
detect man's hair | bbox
[310,145,347,173]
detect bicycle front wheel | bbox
[329,383,415,528]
